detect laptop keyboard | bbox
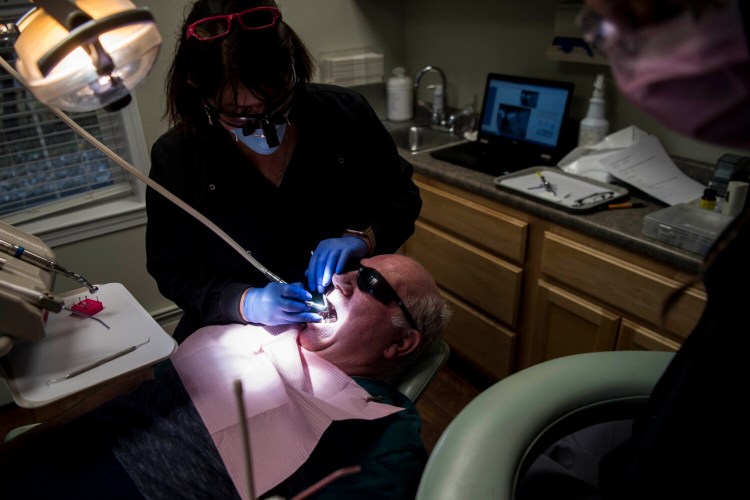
[431,142,541,177]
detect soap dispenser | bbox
[387,67,413,122]
[578,74,609,147]
[431,83,445,126]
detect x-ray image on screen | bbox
[480,75,571,149]
[497,104,531,137]
[520,90,539,108]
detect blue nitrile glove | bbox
[308,236,369,293]
[242,282,322,325]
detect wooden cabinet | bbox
[533,280,620,360]
[406,174,706,379]
[404,179,527,380]
[532,232,705,362]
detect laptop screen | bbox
[478,73,574,152]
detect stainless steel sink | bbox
[388,125,465,154]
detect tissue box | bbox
[643,204,732,255]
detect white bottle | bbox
[578,74,609,147]
[387,67,413,122]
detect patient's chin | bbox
[297,324,334,351]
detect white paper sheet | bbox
[599,135,705,206]
[558,125,652,183]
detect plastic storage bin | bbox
[642,203,732,255]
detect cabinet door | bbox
[441,290,516,380]
[616,318,680,352]
[406,222,523,327]
[534,280,620,362]
[541,232,705,340]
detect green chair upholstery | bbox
[415,350,674,499]
[397,339,450,403]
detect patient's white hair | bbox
[385,293,452,383]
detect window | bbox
[0,1,150,246]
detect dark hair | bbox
[165,0,314,132]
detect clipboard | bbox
[0,283,177,408]
[494,167,629,213]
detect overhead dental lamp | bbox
[12,0,161,111]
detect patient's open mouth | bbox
[322,301,337,323]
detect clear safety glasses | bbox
[203,88,293,131]
[185,6,281,41]
[357,266,419,331]
[576,1,724,51]
[203,61,297,133]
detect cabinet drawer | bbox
[442,290,515,380]
[616,318,680,352]
[406,221,523,327]
[417,181,528,264]
[541,232,705,339]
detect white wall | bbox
[402,0,745,165]
[49,0,750,319]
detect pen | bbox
[607,202,645,210]
[536,172,557,196]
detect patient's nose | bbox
[331,273,355,296]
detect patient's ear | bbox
[384,328,421,359]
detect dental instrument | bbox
[536,172,557,196]
[46,337,150,385]
[63,306,111,330]
[0,236,98,294]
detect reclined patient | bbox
[2,254,451,500]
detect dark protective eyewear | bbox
[357,266,419,331]
[185,6,281,41]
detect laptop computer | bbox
[431,73,575,176]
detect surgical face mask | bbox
[604,1,750,148]
[230,120,287,155]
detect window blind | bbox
[0,3,135,221]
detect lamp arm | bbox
[0,55,281,284]
[32,0,91,31]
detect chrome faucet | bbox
[414,65,447,127]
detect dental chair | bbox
[415,350,674,499]
[397,339,451,403]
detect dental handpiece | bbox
[265,273,328,312]
[0,238,99,293]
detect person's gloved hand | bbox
[308,236,369,293]
[242,282,321,325]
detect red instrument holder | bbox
[70,297,104,316]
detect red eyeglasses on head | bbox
[185,6,281,41]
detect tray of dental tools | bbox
[494,166,629,213]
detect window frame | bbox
[0,1,151,248]
[9,99,150,247]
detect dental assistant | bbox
[517,1,750,498]
[146,0,421,343]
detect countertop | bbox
[400,148,712,275]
